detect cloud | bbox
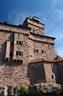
[43,0,63,57]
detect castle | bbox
[0,16,63,88]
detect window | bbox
[41,50,44,53]
[19,52,23,56]
[41,50,46,53]
[51,74,54,79]
[36,49,38,52]
[19,51,21,55]
[16,51,19,55]
[16,41,18,44]
[34,49,38,53]
[16,51,23,56]
[16,41,23,45]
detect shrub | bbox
[18,85,29,95]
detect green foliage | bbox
[18,85,29,95]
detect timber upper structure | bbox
[0,16,63,88]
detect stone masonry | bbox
[0,16,63,88]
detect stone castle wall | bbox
[0,17,57,87]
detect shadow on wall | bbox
[52,63,63,84]
[27,62,46,85]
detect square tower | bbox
[23,16,45,35]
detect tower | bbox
[23,16,45,35]
[23,16,56,84]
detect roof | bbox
[29,57,63,64]
[0,22,31,30]
[54,56,63,62]
[30,32,56,40]
[29,58,54,64]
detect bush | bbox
[18,85,29,95]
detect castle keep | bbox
[0,16,63,88]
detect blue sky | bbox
[0,0,63,57]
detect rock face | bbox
[0,16,61,87]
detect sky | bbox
[0,0,63,57]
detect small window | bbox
[16,41,23,45]
[19,51,21,55]
[41,50,44,53]
[16,51,23,56]
[34,49,38,53]
[16,51,19,55]
[19,41,23,45]
[36,49,38,52]
[16,41,19,44]
[51,74,54,79]
[19,52,23,56]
